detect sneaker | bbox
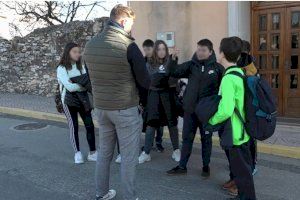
[222,180,236,190]
[201,166,210,178]
[252,166,258,176]
[156,144,165,152]
[87,151,97,162]
[138,151,151,164]
[95,189,116,200]
[74,151,84,164]
[166,165,187,175]
[228,185,238,197]
[115,154,121,164]
[172,149,181,162]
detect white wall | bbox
[228,1,251,41]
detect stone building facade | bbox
[0,17,107,97]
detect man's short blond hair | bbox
[110,4,135,21]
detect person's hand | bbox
[171,48,179,60]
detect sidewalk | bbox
[0,92,299,157]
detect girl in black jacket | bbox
[57,42,96,164]
[138,40,180,164]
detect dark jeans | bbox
[144,125,178,154]
[225,137,257,181]
[179,112,212,168]
[249,138,257,168]
[225,149,234,180]
[155,126,164,145]
[229,141,256,200]
[63,104,96,152]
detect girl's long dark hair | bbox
[58,42,82,71]
[150,40,169,67]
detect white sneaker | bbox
[96,189,116,200]
[87,151,97,162]
[138,151,151,164]
[115,154,121,164]
[172,149,181,162]
[74,151,84,164]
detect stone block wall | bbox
[0,17,108,97]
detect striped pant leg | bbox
[63,104,80,152]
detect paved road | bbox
[0,113,299,200]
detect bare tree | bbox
[1,1,108,29]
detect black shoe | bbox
[167,166,187,175]
[156,144,165,152]
[201,166,210,178]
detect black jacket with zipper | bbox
[167,51,224,114]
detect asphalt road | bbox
[0,113,299,200]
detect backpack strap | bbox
[234,108,246,141]
[226,70,246,141]
[226,70,245,79]
[83,60,90,77]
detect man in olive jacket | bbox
[83,4,150,200]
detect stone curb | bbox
[0,106,299,159]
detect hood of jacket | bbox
[191,50,217,67]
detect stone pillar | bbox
[228,1,251,41]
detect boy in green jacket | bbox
[208,37,256,200]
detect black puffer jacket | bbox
[168,51,224,114]
[65,73,93,112]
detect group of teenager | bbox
[56,4,259,200]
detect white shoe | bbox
[96,189,116,200]
[87,151,97,162]
[74,151,84,164]
[172,149,181,162]
[138,151,151,164]
[115,154,121,164]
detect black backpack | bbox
[227,70,277,141]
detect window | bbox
[259,15,267,31]
[292,33,299,48]
[271,55,279,69]
[292,11,300,28]
[271,34,280,50]
[291,55,299,69]
[290,74,298,89]
[271,74,279,88]
[272,13,280,30]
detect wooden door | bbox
[252,8,285,116]
[284,6,300,117]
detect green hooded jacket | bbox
[209,66,250,146]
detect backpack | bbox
[227,70,277,141]
[54,83,64,113]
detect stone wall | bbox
[0,17,108,97]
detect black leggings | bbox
[63,104,96,152]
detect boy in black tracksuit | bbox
[166,39,224,177]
